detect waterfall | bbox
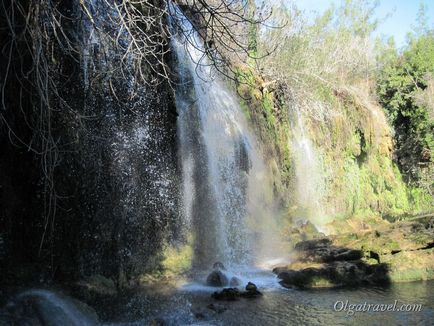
[69,0,179,277]
[290,104,326,227]
[168,4,271,269]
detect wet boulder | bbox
[293,238,362,263]
[206,270,229,287]
[229,276,241,287]
[277,261,389,289]
[245,281,257,291]
[211,283,262,300]
[211,288,240,301]
[241,282,262,298]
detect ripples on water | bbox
[4,279,433,325]
[107,274,434,326]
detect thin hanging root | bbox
[80,0,96,25]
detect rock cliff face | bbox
[0,0,179,285]
[274,216,434,287]
[0,0,432,289]
[235,69,432,225]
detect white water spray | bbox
[290,104,326,228]
[169,3,275,270]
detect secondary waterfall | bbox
[169,4,271,269]
[290,104,325,227]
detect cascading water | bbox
[72,0,179,277]
[168,4,272,270]
[290,104,326,227]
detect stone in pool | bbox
[207,270,229,287]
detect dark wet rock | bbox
[229,276,241,287]
[245,282,257,292]
[212,284,262,300]
[285,220,324,248]
[212,288,240,301]
[207,270,229,287]
[293,238,362,263]
[331,216,434,282]
[240,290,263,298]
[277,261,389,289]
[241,282,262,298]
[272,266,288,275]
[294,238,331,251]
[213,261,226,270]
[275,235,391,289]
[278,217,434,287]
[4,289,99,325]
[206,303,227,313]
[277,269,314,288]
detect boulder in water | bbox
[245,282,257,291]
[211,288,240,301]
[241,282,262,298]
[277,261,389,289]
[211,284,262,300]
[229,276,241,287]
[206,270,229,287]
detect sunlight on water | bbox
[168,3,282,271]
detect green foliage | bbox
[233,66,293,198]
[377,31,434,188]
[374,36,398,70]
[408,187,434,212]
[161,243,193,275]
[238,0,434,225]
[259,0,379,88]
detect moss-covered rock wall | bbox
[234,67,433,227]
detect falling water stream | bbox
[169,3,276,272]
[2,2,434,326]
[290,104,326,228]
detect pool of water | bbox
[3,271,433,325]
[104,272,434,326]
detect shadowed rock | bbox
[275,238,390,289]
[241,282,262,298]
[207,270,229,287]
[211,282,262,300]
[277,261,389,289]
[229,276,241,287]
[294,238,362,263]
[212,288,240,300]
